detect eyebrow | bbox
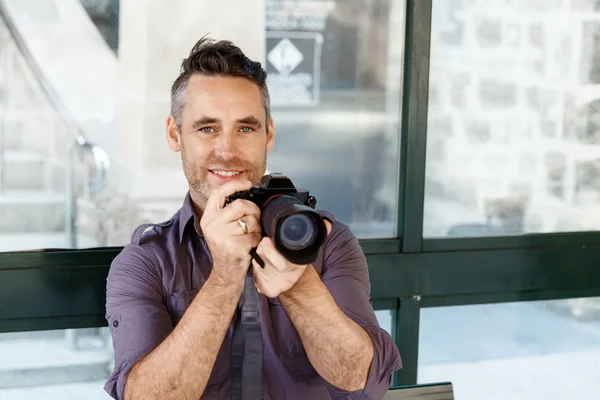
[191,117,219,131]
[237,116,262,128]
[191,116,263,131]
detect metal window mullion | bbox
[397,0,432,253]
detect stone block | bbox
[575,159,600,199]
[445,175,479,209]
[518,152,536,178]
[479,79,517,109]
[476,18,502,48]
[541,118,558,138]
[522,0,563,9]
[429,84,441,108]
[545,26,573,79]
[580,21,600,84]
[449,73,470,109]
[525,87,558,114]
[564,98,600,144]
[465,118,490,144]
[426,137,446,165]
[571,0,600,11]
[489,122,510,144]
[432,6,465,47]
[481,153,511,178]
[528,23,544,50]
[447,152,478,177]
[505,22,521,47]
[544,151,567,199]
[428,114,454,138]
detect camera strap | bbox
[230,269,262,400]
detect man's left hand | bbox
[251,237,308,298]
[252,220,332,298]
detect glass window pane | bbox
[265,0,405,239]
[425,0,600,238]
[0,313,393,398]
[418,299,600,399]
[0,328,112,399]
[375,309,394,337]
[0,0,405,254]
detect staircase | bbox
[0,19,98,251]
[0,0,111,394]
[0,329,112,390]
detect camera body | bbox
[224,173,327,265]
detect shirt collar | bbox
[179,191,203,242]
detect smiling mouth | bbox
[209,170,244,177]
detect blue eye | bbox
[200,127,214,133]
[240,127,254,133]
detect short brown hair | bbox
[171,36,271,129]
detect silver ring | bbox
[238,219,248,234]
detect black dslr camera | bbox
[224,173,328,265]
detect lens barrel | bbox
[261,195,327,265]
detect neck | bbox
[188,189,207,220]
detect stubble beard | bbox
[182,151,267,211]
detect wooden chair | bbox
[383,382,454,399]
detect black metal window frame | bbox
[3,0,600,388]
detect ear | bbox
[266,117,275,152]
[166,115,182,152]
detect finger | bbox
[258,237,288,269]
[247,232,263,248]
[252,259,265,276]
[233,218,250,236]
[256,237,275,266]
[241,215,261,234]
[252,261,267,293]
[220,199,261,222]
[250,247,265,268]
[205,180,253,212]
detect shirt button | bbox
[113,320,119,328]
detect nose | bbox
[214,132,236,161]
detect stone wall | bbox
[426,0,600,235]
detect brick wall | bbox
[426,0,600,234]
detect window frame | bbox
[3,0,600,389]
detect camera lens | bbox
[261,194,327,264]
[279,213,317,251]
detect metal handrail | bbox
[65,139,110,247]
[0,0,110,247]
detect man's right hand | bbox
[200,180,263,291]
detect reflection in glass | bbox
[0,313,393,396]
[425,0,600,238]
[260,0,405,239]
[419,298,600,399]
[375,309,393,336]
[0,328,112,399]
[0,0,405,254]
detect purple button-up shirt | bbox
[104,193,401,399]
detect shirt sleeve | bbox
[319,219,402,400]
[103,243,174,400]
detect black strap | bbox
[230,269,262,400]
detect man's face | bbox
[167,75,275,209]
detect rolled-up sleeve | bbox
[104,243,174,400]
[320,221,402,400]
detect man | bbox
[104,37,401,400]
